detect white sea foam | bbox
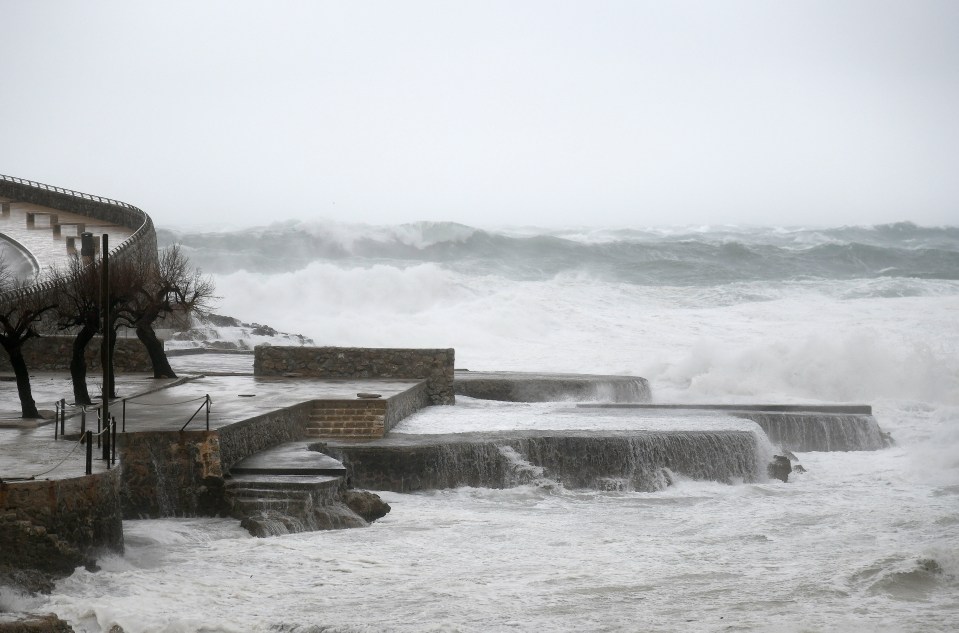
[36,223,959,631]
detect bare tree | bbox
[112,245,216,379]
[52,255,100,404]
[0,259,60,418]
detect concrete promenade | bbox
[0,353,420,483]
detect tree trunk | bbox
[2,343,41,418]
[136,323,177,378]
[70,322,97,405]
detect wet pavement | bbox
[0,360,421,482]
[230,441,345,476]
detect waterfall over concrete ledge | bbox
[578,404,886,452]
[319,429,766,493]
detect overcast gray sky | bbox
[1,1,957,229]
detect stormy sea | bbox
[16,221,959,631]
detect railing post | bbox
[206,394,210,431]
[85,431,93,475]
[60,399,65,437]
[122,399,126,432]
[112,416,117,465]
[103,418,111,470]
[54,402,59,440]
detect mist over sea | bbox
[20,221,959,631]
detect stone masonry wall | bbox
[254,346,455,405]
[118,431,228,519]
[118,403,313,519]
[385,381,431,432]
[0,335,152,373]
[0,469,124,574]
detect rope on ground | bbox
[26,433,86,479]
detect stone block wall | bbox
[385,381,431,430]
[254,346,456,405]
[0,469,124,574]
[118,403,315,518]
[118,431,228,518]
[0,335,152,373]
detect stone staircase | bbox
[305,399,388,440]
[223,440,388,537]
[225,475,365,536]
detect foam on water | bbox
[29,222,959,631]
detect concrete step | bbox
[227,441,346,476]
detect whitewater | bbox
[14,221,959,631]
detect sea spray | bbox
[35,222,959,631]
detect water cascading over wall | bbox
[322,429,766,493]
[733,412,885,451]
[578,405,887,452]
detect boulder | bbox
[342,490,391,523]
[767,455,792,482]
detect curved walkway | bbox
[0,194,132,278]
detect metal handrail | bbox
[119,393,212,432]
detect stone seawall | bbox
[119,431,227,518]
[0,335,152,373]
[118,403,313,518]
[0,469,123,575]
[255,346,455,405]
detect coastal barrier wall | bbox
[254,346,456,405]
[0,469,124,574]
[119,430,228,518]
[0,335,151,373]
[119,403,312,518]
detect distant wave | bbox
[158,220,959,285]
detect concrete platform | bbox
[229,441,345,476]
[454,370,650,403]
[0,371,421,482]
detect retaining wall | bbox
[254,346,456,405]
[0,469,124,574]
[119,402,313,518]
[118,430,228,518]
[0,335,152,373]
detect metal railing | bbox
[121,393,212,432]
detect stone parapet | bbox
[0,335,152,373]
[0,469,124,574]
[254,346,455,405]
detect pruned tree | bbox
[112,245,216,379]
[52,255,101,404]
[0,258,61,418]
